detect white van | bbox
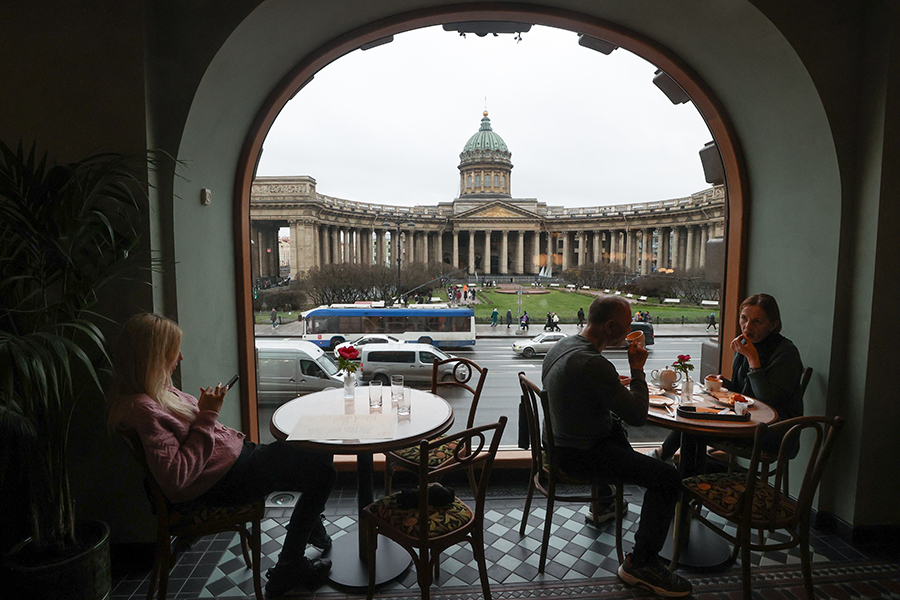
[359,343,455,385]
[255,338,343,405]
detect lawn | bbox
[471,290,717,324]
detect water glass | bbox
[397,387,411,416]
[368,381,383,408]
[391,375,404,406]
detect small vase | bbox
[680,376,694,404]
[343,370,356,400]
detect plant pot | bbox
[2,519,111,600]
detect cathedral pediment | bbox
[454,201,541,221]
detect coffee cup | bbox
[625,330,644,348]
[705,375,722,392]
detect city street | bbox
[255,331,713,448]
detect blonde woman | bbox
[108,313,335,599]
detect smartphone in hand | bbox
[225,374,240,389]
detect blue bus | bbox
[299,304,476,349]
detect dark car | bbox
[620,321,655,347]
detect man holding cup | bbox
[542,296,691,597]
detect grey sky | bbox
[258,25,713,208]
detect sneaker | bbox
[265,557,332,599]
[584,498,628,527]
[617,553,692,598]
[308,514,332,551]
[649,448,675,466]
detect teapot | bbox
[651,366,682,390]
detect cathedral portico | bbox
[250,113,725,280]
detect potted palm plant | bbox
[0,141,149,598]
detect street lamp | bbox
[382,216,415,303]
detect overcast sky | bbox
[257,24,713,208]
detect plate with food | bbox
[708,390,755,407]
[649,394,676,407]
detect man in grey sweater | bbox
[542,296,691,598]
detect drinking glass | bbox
[391,375,404,406]
[397,388,411,416]
[368,381,383,408]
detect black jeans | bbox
[197,440,336,565]
[557,431,681,566]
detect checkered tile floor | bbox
[110,472,897,600]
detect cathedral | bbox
[250,112,725,281]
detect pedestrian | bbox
[522,311,530,332]
[707,312,717,331]
[552,312,560,332]
[577,307,585,328]
[271,308,278,329]
[542,297,691,597]
[491,307,499,328]
[545,312,553,331]
[506,309,513,329]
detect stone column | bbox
[483,229,491,275]
[642,228,653,274]
[517,230,525,274]
[468,230,476,273]
[685,225,696,272]
[436,231,443,266]
[699,224,709,269]
[453,231,459,270]
[671,226,682,273]
[500,230,509,274]
[532,230,540,274]
[592,231,600,264]
[376,229,384,265]
[423,231,430,264]
[561,232,569,271]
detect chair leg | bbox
[365,517,378,600]
[384,456,394,495]
[668,500,683,571]
[539,493,556,573]
[520,470,537,536]
[472,533,493,600]
[252,519,263,600]
[240,528,253,568]
[799,521,814,599]
[416,549,433,600]
[740,527,753,600]
[614,483,624,564]
[156,546,170,600]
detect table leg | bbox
[659,433,732,570]
[326,452,412,588]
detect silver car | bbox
[333,334,401,358]
[512,333,567,358]
[359,343,455,385]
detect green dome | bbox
[462,111,509,154]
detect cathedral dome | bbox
[458,111,513,197]
[462,111,510,154]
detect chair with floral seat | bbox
[517,373,624,572]
[672,415,843,600]
[363,417,506,600]
[384,356,488,494]
[122,432,264,600]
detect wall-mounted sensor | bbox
[201,188,212,205]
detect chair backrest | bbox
[744,415,843,529]
[799,366,813,400]
[518,373,544,475]
[430,356,488,429]
[120,429,172,519]
[413,417,507,544]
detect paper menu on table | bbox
[287,413,395,441]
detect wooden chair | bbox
[122,432,264,600]
[672,415,843,600]
[517,373,624,573]
[384,356,488,494]
[363,418,507,600]
[709,366,814,491]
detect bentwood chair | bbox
[709,366,814,491]
[673,415,844,600]
[122,432,264,600]
[517,373,624,573]
[384,356,488,494]
[363,418,507,600]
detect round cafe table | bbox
[646,388,777,570]
[270,386,454,588]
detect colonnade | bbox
[257,221,717,279]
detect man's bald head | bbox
[588,296,631,325]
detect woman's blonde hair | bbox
[108,313,194,429]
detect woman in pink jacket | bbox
[108,313,335,599]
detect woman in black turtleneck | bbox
[655,293,804,462]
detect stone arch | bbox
[171,2,839,436]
